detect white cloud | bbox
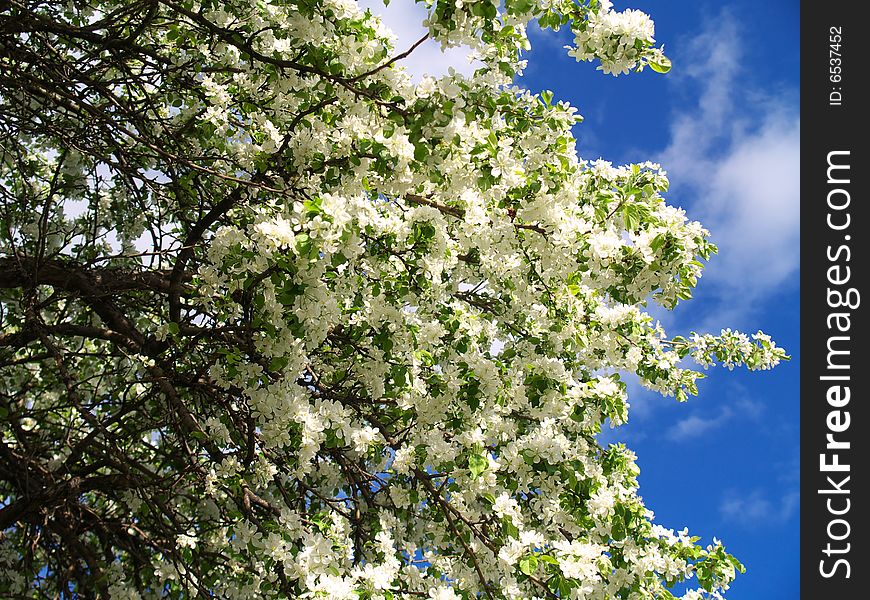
[666,409,732,441]
[358,0,478,80]
[665,394,762,442]
[720,489,799,525]
[658,12,800,330]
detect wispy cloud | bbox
[658,11,800,330]
[667,410,732,441]
[720,489,799,525]
[358,0,478,80]
[666,394,762,442]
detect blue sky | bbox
[364,1,800,597]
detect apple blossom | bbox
[0,1,785,598]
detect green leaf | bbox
[414,143,428,162]
[538,553,559,565]
[469,453,488,478]
[509,0,535,14]
[648,55,672,74]
[269,356,289,372]
[622,205,639,231]
[728,555,747,574]
[541,90,554,106]
[295,233,311,255]
[518,555,538,576]
[502,518,520,539]
[611,519,626,540]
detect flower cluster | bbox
[567,4,669,75]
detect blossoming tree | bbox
[0,0,786,598]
